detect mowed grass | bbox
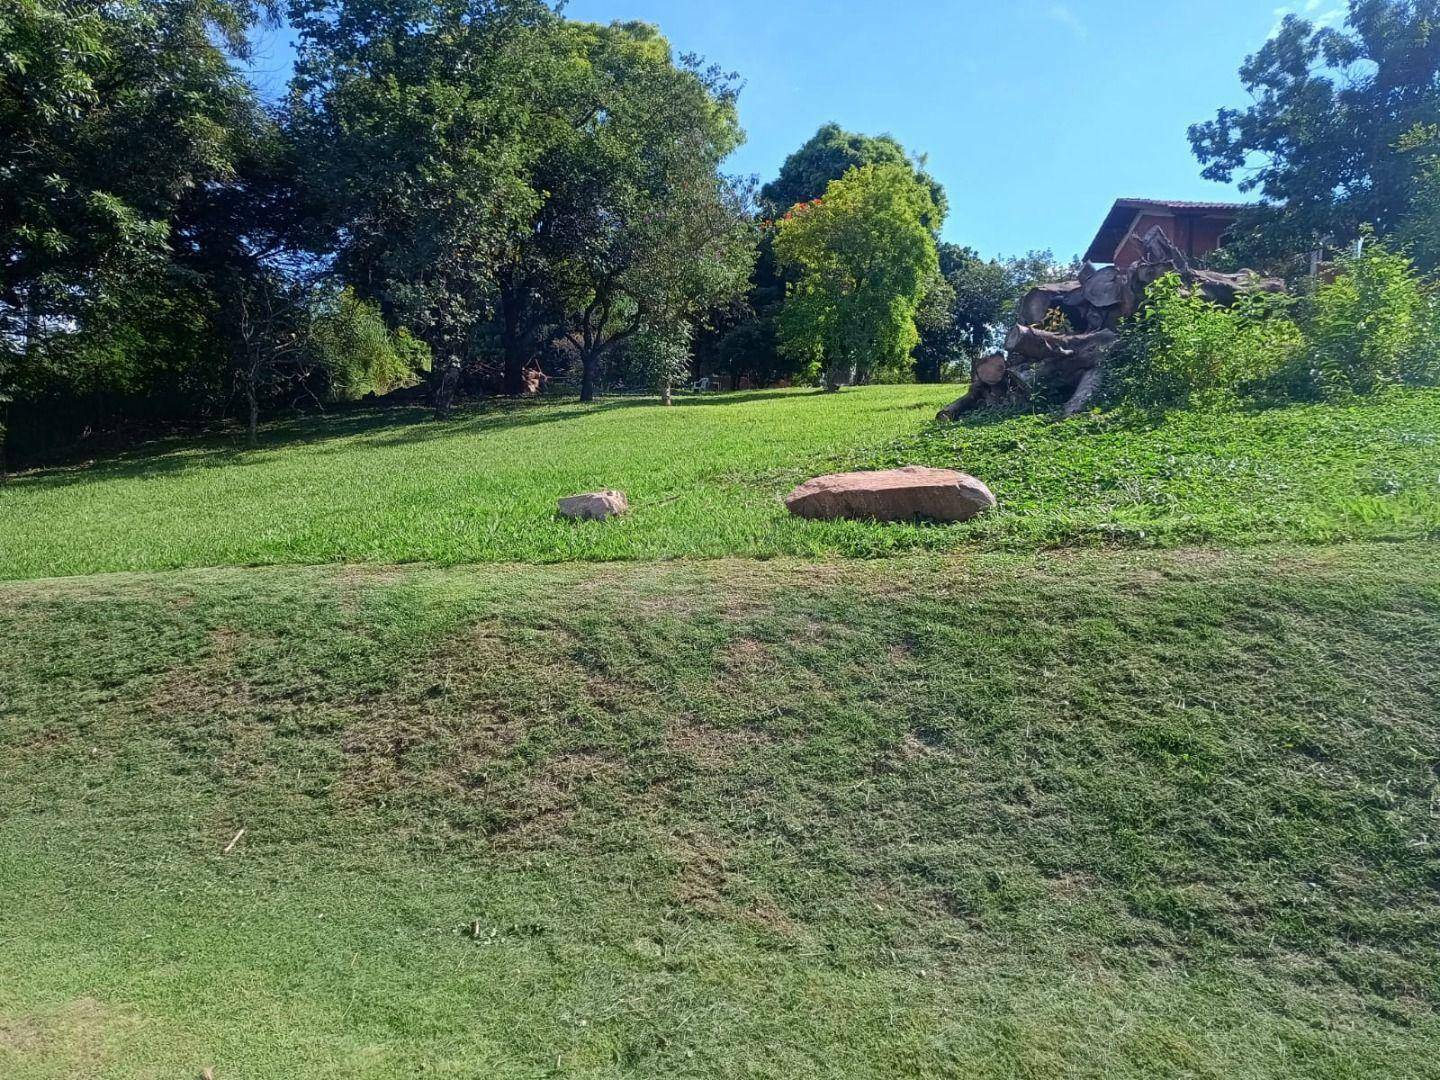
[2,545,1438,1078]
[2,385,1438,579]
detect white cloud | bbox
[1045,3,1088,41]
[1270,2,1346,38]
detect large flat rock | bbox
[558,490,629,521]
[785,466,995,523]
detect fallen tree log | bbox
[1004,324,1117,365]
[939,224,1285,422]
[937,352,1022,419]
[937,329,1119,421]
[1017,280,1083,328]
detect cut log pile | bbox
[938,226,1285,420]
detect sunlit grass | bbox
[3,385,1439,579]
[2,546,1437,1077]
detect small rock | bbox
[785,466,995,523]
[557,490,629,521]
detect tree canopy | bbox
[773,164,939,389]
[760,122,947,229]
[1191,0,1440,267]
[543,21,754,401]
[0,0,281,465]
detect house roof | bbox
[1084,198,1252,264]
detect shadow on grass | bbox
[4,387,859,490]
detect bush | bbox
[1108,273,1302,409]
[309,288,430,400]
[1302,243,1420,397]
[1278,239,1439,401]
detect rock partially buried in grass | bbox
[558,490,629,521]
[785,466,995,523]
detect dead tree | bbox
[938,226,1284,421]
[938,328,1119,420]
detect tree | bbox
[1396,127,1440,271]
[1190,0,1440,268]
[773,164,939,390]
[286,0,563,418]
[761,122,946,229]
[1,0,274,469]
[712,125,948,392]
[544,22,754,404]
[914,244,1019,381]
[230,278,428,446]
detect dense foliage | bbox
[6,0,1440,465]
[773,165,939,389]
[1291,238,1440,398]
[1194,0,1440,272]
[1111,240,1439,409]
[1109,276,1303,408]
[760,122,946,227]
[0,0,283,464]
[1,0,754,460]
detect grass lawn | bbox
[3,385,1439,1077]
[1,385,1438,579]
[2,545,1438,1078]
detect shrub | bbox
[309,288,430,400]
[1108,274,1302,409]
[1276,239,1440,401]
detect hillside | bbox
[2,387,1439,1079]
[4,545,1439,1078]
[2,386,1439,579]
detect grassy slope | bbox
[2,386,1438,578]
[3,547,1439,1078]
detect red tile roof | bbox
[1110,198,1253,212]
[1085,198,1253,263]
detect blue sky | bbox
[244,0,1349,261]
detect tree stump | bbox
[938,225,1284,422]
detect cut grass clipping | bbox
[2,545,1438,1077]
[2,385,1437,578]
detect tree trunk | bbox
[1004,325,1118,365]
[500,288,527,397]
[1063,366,1105,417]
[433,359,461,419]
[937,330,1119,421]
[661,379,673,406]
[937,351,1026,419]
[0,400,9,484]
[580,354,599,403]
[245,373,259,448]
[1017,280,1084,328]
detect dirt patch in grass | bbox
[670,829,733,912]
[489,750,627,847]
[147,625,249,715]
[0,998,132,1069]
[664,717,780,771]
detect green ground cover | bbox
[2,546,1438,1078]
[2,385,1437,579]
[3,386,1439,1077]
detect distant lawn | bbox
[2,546,1438,1077]
[2,386,1438,579]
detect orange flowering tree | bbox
[772,164,938,390]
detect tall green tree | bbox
[286,0,563,417]
[773,164,939,390]
[1190,0,1440,268]
[545,22,754,403]
[1,0,274,467]
[713,124,947,391]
